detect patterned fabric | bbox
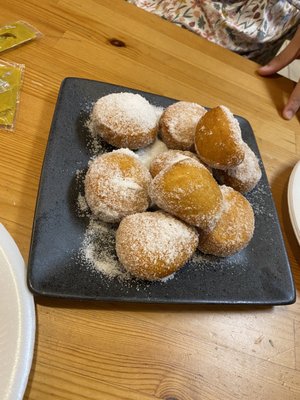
[128,0,300,64]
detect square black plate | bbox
[27,78,296,304]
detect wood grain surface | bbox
[1,1,300,399]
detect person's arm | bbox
[258,27,300,120]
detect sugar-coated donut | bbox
[150,158,223,231]
[91,92,159,149]
[149,149,201,177]
[84,149,151,222]
[198,185,254,257]
[195,105,245,169]
[213,142,262,193]
[160,101,207,150]
[116,211,199,280]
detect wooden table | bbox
[1,1,300,399]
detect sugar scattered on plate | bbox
[80,218,130,281]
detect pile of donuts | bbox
[84,92,262,281]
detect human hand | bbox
[258,27,300,120]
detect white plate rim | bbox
[0,223,36,400]
[288,160,300,245]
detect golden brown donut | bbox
[84,149,151,222]
[116,211,199,280]
[198,185,255,257]
[195,105,245,169]
[91,92,159,149]
[160,101,207,150]
[150,158,223,231]
[149,149,201,177]
[213,142,262,193]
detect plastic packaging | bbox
[0,60,24,131]
[0,21,41,53]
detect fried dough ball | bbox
[213,143,262,193]
[91,92,159,149]
[150,158,223,230]
[195,105,245,169]
[198,185,255,257]
[84,149,151,222]
[149,149,201,177]
[116,211,199,280]
[160,101,207,150]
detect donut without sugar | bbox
[116,211,199,280]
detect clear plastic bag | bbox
[0,21,42,53]
[0,60,24,131]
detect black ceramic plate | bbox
[27,78,295,304]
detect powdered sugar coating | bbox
[149,149,201,177]
[116,211,199,280]
[136,138,168,168]
[91,92,159,149]
[214,142,262,193]
[219,105,243,145]
[153,105,164,121]
[150,158,223,231]
[198,185,255,257]
[160,101,207,150]
[226,143,261,191]
[84,149,152,222]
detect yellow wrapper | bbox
[0,21,40,53]
[0,60,24,130]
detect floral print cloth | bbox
[128,0,300,64]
